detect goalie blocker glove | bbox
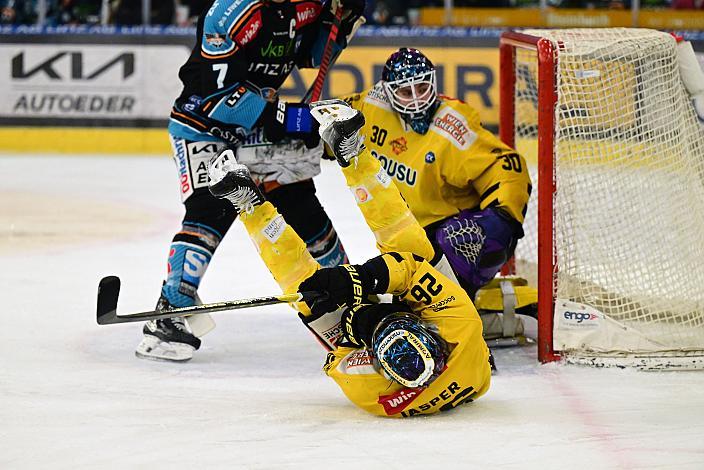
[259,99,320,148]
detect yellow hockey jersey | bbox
[324,252,492,418]
[343,83,531,227]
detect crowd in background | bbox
[1,0,702,27]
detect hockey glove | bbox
[340,302,411,348]
[299,264,376,316]
[322,0,365,42]
[340,0,365,20]
[260,99,318,144]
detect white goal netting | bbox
[509,28,704,368]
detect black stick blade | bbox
[97,276,121,325]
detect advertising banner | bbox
[0,43,190,125]
[2,27,701,153]
[283,46,499,128]
[0,40,500,129]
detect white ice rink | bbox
[2,155,704,469]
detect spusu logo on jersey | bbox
[370,150,417,186]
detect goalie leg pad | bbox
[432,208,521,296]
[677,40,704,121]
[341,148,434,260]
[475,277,538,343]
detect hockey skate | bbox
[310,99,365,167]
[135,296,201,362]
[208,149,265,214]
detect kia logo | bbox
[11,52,135,80]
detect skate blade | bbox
[135,335,194,362]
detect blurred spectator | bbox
[1,0,37,24]
[175,0,208,26]
[548,0,631,7]
[454,1,512,5]
[370,0,401,24]
[110,0,174,25]
[47,0,100,25]
[671,0,704,8]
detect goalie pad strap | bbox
[500,280,519,338]
[475,277,537,340]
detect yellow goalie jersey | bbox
[324,252,492,418]
[343,83,531,227]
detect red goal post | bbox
[500,32,558,363]
[498,29,704,369]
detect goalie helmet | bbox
[372,312,447,388]
[381,48,439,134]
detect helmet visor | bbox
[375,328,436,388]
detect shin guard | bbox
[162,223,221,308]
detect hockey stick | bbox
[302,15,365,104]
[239,15,364,149]
[308,0,343,103]
[96,276,318,326]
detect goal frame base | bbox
[562,351,704,371]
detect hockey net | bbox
[499,28,704,369]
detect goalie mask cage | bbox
[499,28,704,369]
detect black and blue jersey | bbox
[169,0,341,143]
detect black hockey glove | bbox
[321,0,365,43]
[303,122,321,149]
[340,302,412,348]
[340,0,365,20]
[259,99,317,144]
[299,256,390,315]
[299,264,374,316]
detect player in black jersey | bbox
[136,0,365,362]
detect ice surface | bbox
[1,155,703,469]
